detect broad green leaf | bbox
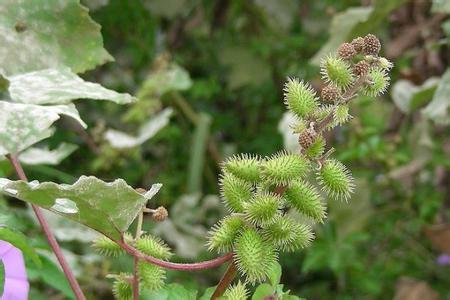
[105,108,173,149]
[140,283,197,300]
[432,0,450,13]
[0,0,113,76]
[0,101,86,156]
[18,143,78,165]
[391,78,439,114]
[422,68,450,124]
[252,283,274,300]
[0,176,162,240]
[0,227,41,267]
[8,68,136,105]
[310,7,372,65]
[267,262,282,287]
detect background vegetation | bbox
[1,0,449,299]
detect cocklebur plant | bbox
[206,34,392,296]
[0,28,391,300]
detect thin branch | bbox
[117,237,233,271]
[211,261,237,300]
[6,154,86,300]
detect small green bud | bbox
[138,262,165,290]
[220,172,253,213]
[321,56,354,89]
[234,228,277,284]
[317,159,354,201]
[135,235,172,260]
[207,215,245,253]
[245,192,282,226]
[224,154,262,183]
[262,215,314,251]
[223,281,248,300]
[262,151,310,185]
[378,57,393,71]
[284,180,326,222]
[334,104,351,126]
[283,77,319,118]
[112,273,133,300]
[362,68,390,97]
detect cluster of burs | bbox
[207,34,392,294]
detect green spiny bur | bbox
[305,136,325,159]
[112,273,133,300]
[321,56,353,89]
[244,192,281,226]
[223,281,248,300]
[362,68,390,97]
[262,151,309,185]
[135,235,172,260]
[224,154,261,183]
[138,262,165,290]
[234,227,277,284]
[262,215,314,251]
[92,236,125,257]
[220,172,253,213]
[284,180,326,222]
[283,78,319,118]
[334,104,351,126]
[207,215,245,253]
[317,159,354,201]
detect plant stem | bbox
[6,154,86,300]
[117,237,233,271]
[132,211,144,300]
[211,261,237,300]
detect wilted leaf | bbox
[0,0,113,76]
[391,78,439,114]
[18,143,78,165]
[0,227,41,267]
[310,7,372,65]
[105,108,173,149]
[422,68,450,125]
[0,176,162,240]
[7,68,136,105]
[0,101,86,156]
[394,277,439,300]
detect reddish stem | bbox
[211,261,237,300]
[133,256,139,300]
[117,238,233,271]
[6,154,86,300]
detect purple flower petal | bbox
[0,240,29,300]
[437,254,450,266]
